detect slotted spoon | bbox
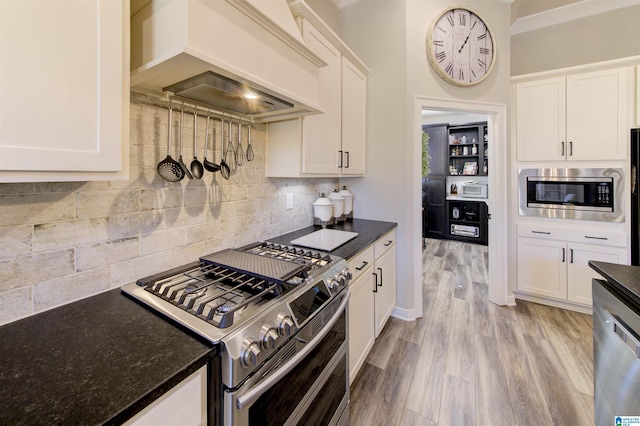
[157,105,185,182]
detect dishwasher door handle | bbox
[609,312,640,359]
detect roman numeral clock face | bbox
[427,7,496,86]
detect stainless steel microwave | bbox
[518,168,624,222]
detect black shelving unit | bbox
[448,122,488,177]
[446,200,488,245]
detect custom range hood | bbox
[163,71,293,115]
[130,0,326,122]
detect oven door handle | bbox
[236,290,350,410]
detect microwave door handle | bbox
[236,291,350,410]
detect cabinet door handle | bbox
[569,141,573,156]
[355,261,368,271]
[585,235,608,241]
[345,151,350,168]
[372,272,378,292]
[384,240,393,247]
[562,247,566,263]
[570,248,574,263]
[561,141,565,156]
[532,231,551,235]
[377,267,383,287]
[338,150,343,168]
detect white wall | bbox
[337,0,513,318]
[511,4,640,75]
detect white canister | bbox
[327,189,345,223]
[313,193,334,227]
[338,185,354,220]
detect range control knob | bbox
[327,274,344,291]
[241,340,261,368]
[277,313,295,336]
[260,325,279,350]
[333,272,346,287]
[341,267,353,281]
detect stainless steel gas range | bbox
[122,241,352,426]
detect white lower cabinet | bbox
[373,230,396,336]
[517,238,567,300]
[347,228,397,384]
[516,225,627,309]
[347,246,374,385]
[567,243,626,305]
[125,366,207,426]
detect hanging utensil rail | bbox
[170,96,254,124]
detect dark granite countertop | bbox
[0,219,395,425]
[267,219,397,260]
[589,261,640,313]
[0,289,215,425]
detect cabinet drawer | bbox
[517,223,626,247]
[348,245,374,283]
[374,229,396,259]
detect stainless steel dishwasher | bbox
[593,278,640,425]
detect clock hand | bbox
[458,34,470,53]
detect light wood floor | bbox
[349,238,594,426]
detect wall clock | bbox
[427,6,496,86]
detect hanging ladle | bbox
[178,106,193,180]
[157,104,185,182]
[190,110,204,179]
[235,122,246,166]
[219,118,231,180]
[203,113,220,173]
[246,124,254,162]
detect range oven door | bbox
[224,291,349,426]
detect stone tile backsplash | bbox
[0,94,339,325]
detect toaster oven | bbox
[460,183,488,198]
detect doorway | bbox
[413,98,511,319]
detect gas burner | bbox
[215,293,245,313]
[124,241,346,344]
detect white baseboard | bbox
[513,291,593,315]
[391,306,417,321]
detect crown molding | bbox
[511,0,640,35]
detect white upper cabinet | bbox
[516,77,566,162]
[0,0,129,182]
[341,58,367,175]
[266,2,368,178]
[516,66,630,162]
[300,22,342,174]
